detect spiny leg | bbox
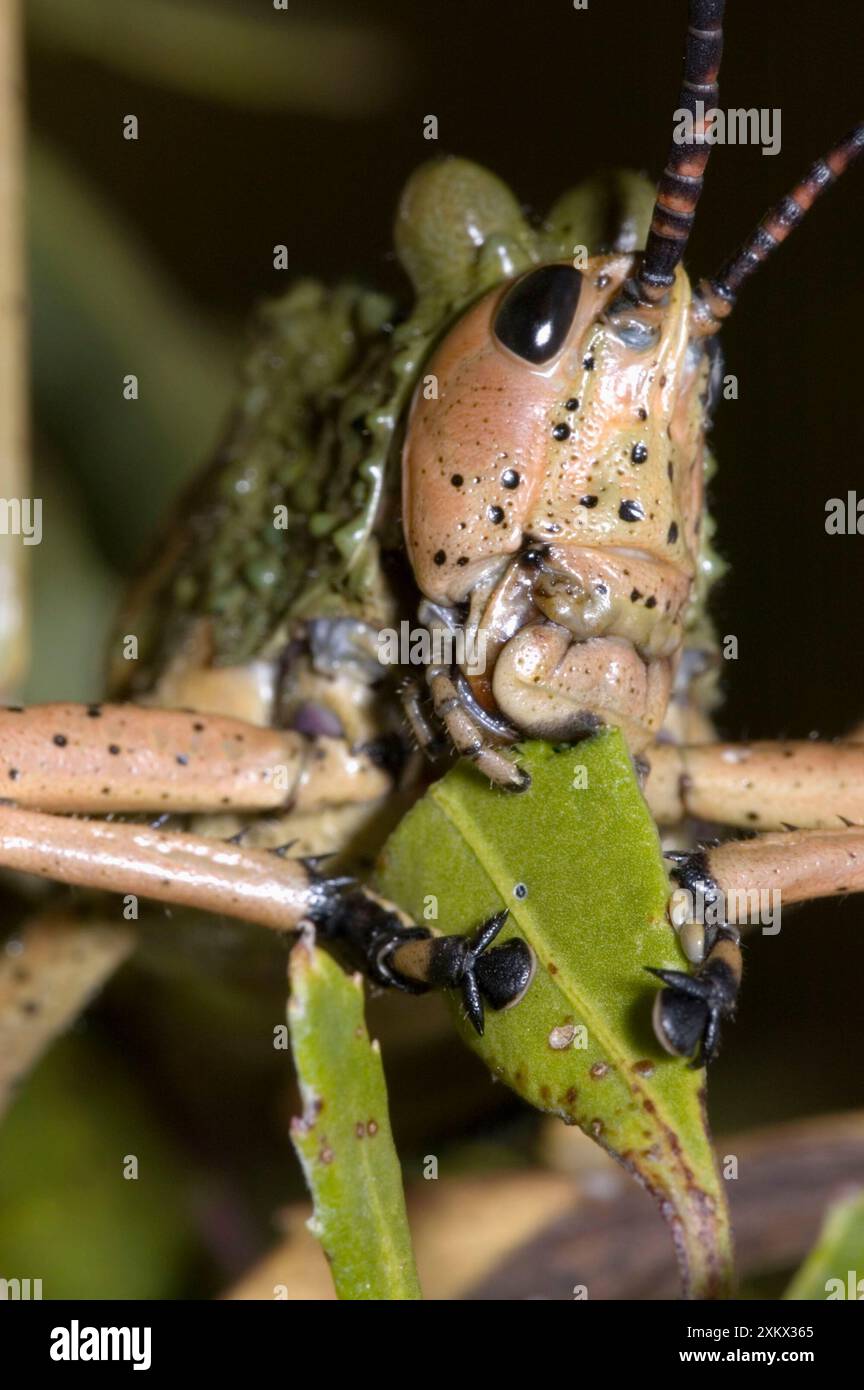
[398,676,448,760]
[650,826,864,1066]
[0,804,534,1034]
[426,668,529,790]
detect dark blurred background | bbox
[3,0,861,1296]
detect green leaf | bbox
[784,1191,864,1300]
[288,935,422,1301]
[376,732,733,1299]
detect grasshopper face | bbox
[403,255,712,752]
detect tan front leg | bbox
[644,739,864,831]
[0,703,391,815]
[681,827,864,909]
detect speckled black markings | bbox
[53,734,67,747]
[450,473,463,488]
[551,423,570,441]
[488,506,505,524]
[108,744,121,756]
[580,495,599,508]
[631,442,648,464]
[565,397,579,411]
[501,468,520,489]
[619,499,645,523]
[433,549,446,566]
[582,354,595,371]
[667,521,679,544]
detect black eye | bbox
[493,265,583,365]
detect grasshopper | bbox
[1,0,863,1066]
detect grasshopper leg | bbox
[649,827,864,1065]
[0,805,534,1031]
[644,737,864,832]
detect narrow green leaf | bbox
[376,732,733,1299]
[288,935,422,1301]
[785,1191,864,1300]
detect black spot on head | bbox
[551,422,570,441]
[86,704,102,718]
[579,495,598,508]
[630,588,642,602]
[433,550,447,566]
[192,722,205,732]
[645,595,657,609]
[8,768,19,780]
[637,407,648,421]
[631,442,648,464]
[53,734,68,747]
[619,499,645,523]
[583,354,595,370]
[108,744,121,755]
[501,468,520,489]
[176,754,189,766]
[457,556,469,566]
[566,397,579,411]
[450,473,463,488]
[667,521,679,544]
[488,505,505,524]
[667,460,674,481]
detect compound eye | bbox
[493,265,583,365]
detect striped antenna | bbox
[695,124,864,325]
[634,0,726,305]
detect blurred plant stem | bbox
[0,0,28,691]
[27,0,408,116]
[0,912,134,1123]
[29,138,235,567]
[785,1190,864,1299]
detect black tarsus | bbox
[648,924,741,1067]
[310,889,532,1034]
